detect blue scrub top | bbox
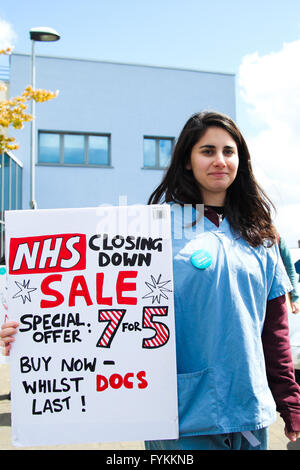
[170,203,292,436]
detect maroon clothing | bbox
[204,206,300,432]
[263,296,300,432]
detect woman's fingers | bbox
[0,322,19,355]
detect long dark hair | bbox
[148,111,277,247]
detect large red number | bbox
[142,306,169,349]
[96,306,170,349]
[96,309,126,348]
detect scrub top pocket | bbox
[177,368,219,435]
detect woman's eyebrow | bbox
[199,144,236,149]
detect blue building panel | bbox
[9,53,236,209]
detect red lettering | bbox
[109,374,123,389]
[116,271,137,305]
[39,271,139,309]
[40,274,65,308]
[96,375,108,392]
[96,371,147,392]
[69,275,93,307]
[137,370,148,389]
[96,273,112,305]
[124,373,134,389]
[9,234,86,274]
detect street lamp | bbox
[29,27,60,209]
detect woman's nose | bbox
[213,151,226,167]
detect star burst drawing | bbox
[13,279,37,304]
[142,274,172,304]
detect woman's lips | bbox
[208,172,228,177]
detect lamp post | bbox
[29,27,60,209]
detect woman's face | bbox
[187,126,239,205]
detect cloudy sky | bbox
[239,39,300,246]
[0,0,300,246]
[0,18,16,50]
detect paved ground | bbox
[0,363,298,451]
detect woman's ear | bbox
[186,160,191,170]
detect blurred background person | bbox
[278,234,299,314]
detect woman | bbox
[145,111,300,450]
[1,111,300,450]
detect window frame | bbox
[38,130,112,168]
[143,135,174,170]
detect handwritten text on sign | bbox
[5,206,178,446]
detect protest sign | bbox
[5,205,178,447]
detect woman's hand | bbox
[291,302,300,314]
[0,321,19,356]
[285,427,300,442]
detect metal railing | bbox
[0,66,9,82]
[0,152,23,263]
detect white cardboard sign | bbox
[5,205,178,447]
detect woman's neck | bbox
[201,192,226,207]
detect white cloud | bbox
[274,204,300,249]
[238,39,300,248]
[0,18,17,50]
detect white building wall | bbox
[9,53,236,209]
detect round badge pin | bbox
[190,249,213,270]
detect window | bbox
[143,136,173,169]
[39,133,60,163]
[38,131,111,167]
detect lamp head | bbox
[29,27,60,42]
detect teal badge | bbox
[190,249,213,270]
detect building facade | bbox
[9,53,236,210]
